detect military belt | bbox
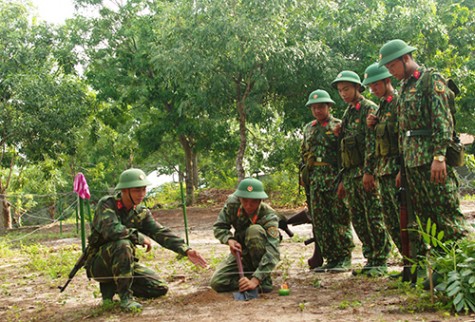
[405,129,432,137]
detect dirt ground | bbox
[1,199,475,322]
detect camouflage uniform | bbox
[301,116,354,267]
[210,194,280,293]
[340,97,391,267]
[397,67,467,256]
[85,193,191,301]
[372,94,403,254]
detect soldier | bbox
[85,168,207,311]
[332,70,391,277]
[210,177,280,294]
[378,40,467,273]
[363,63,403,256]
[301,89,354,273]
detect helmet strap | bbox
[128,189,138,208]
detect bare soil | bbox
[1,199,475,322]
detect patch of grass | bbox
[5,230,80,245]
[337,300,362,310]
[20,243,79,279]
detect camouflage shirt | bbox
[398,66,453,168]
[213,194,280,282]
[301,115,341,169]
[340,97,379,177]
[88,193,190,256]
[374,93,400,176]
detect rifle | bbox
[277,213,294,238]
[287,207,323,268]
[58,245,90,292]
[399,162,417,283]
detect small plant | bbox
[337,300,361,310]
[411,216,475,313]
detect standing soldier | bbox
[378,39,467,280]
[210,178,280,293]
[332,71,391,277]
[301,89,354,273]
[363,63,403,257]
[85,168,207,311]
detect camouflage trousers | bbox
[210,225,271,292]
[309,167,354,263]
[379,174,403,255]
[405,164,467,257]
[87,239,168,299]
[343,171,390,264]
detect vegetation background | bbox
[1,0,475,228]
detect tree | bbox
[0,0,91,228]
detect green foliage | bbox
[413,217,475,313]
[145,182,182,209]
[261,170,306,208]
[20,243,78,279]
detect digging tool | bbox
[232,251,259,301]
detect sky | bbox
[31,0,76,24]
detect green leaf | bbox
[447,285,461,297]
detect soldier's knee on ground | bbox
[210,277,236,293]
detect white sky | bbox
[31,0,75,24]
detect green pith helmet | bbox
[305,89,335,107]
[362,63,392,85]
[378,39,416,66]
[331,70,365,92]
[115,168,152,190]
[233,177,268,199]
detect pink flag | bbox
[73,172,91,200]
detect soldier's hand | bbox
[431,160,447,184]
[186,249,208,268]
[363,173,376,192]
[228,239,242,256]
[366,114,378,128]
[239,276,259,292]
[333,123,341,137]
[142,236,152,252]
[337,182,346,199]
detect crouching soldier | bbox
[210,178,280,294]
[85,168,207,311]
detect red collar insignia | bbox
[354,102,361,111]
[321,121,329,127]
[386,95,393,103]
[413,69,421,80]
[116,200,124,210]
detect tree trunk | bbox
[192,153,199,189]
[1,197,12,230]
[179,135,196,206]
[236,99,247,181]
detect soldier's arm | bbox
[93,199,144,246]
[213,204,234,244]
[430,73,453,157]
[364,101,378,175]
[139,209,190,256]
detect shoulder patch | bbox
[267,226,280,239]
[434,80,445,93]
